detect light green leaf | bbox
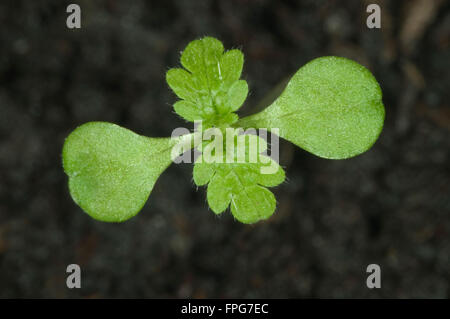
[62,122,176,222]
[166,37,248,126]
[181,37,224,83]
[207,173,233,214]
[231,185,276,224]
[193,133,285,224]
[166,68,197,102]
[173,100,204,121]
[219,49,244,86]
[237,56,385,159]
[193,159,215,186]
[227,80,249,112]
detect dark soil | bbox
[0,0,449,298]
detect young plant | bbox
[62,37,385,224]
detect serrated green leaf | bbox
[219,49,244,85]
[231,185,276,224]
[62,122,176,222]
[207,173,233,214]
[237,56,385,159]
[227,80,249,112]
[166,68,198,102]
[193,159,216,186]
[173,100,204,121]
[166,37,248,126]
[181,37,224,83]
[193,133,285,224]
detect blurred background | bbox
[0,0,449,298]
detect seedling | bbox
[62,37,384,224]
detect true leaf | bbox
[166,37,248,127]
[237,56,385,159]
[193,133,285,224]
[62,122,177,222]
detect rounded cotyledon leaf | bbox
[62,122,177,222]
[237,56,385,159]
